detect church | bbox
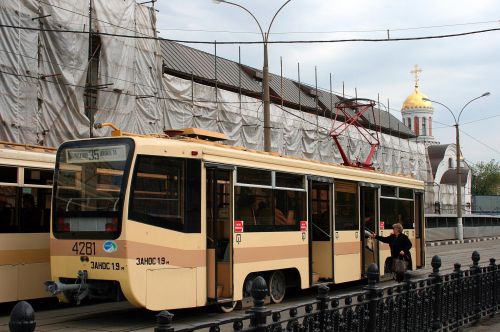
[400,66,472,216]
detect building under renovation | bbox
[1,1,433,204]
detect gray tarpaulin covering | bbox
[160,73,428,181]
[0,0,89,145]
[92,0,163,136]
[0,0,39,143]
[38,0,89,146]
[0,0,428,182]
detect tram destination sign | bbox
[66,145,127,163]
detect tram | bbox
[46,124,425,311]
[0,141,55,303]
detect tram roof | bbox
[0,140,56,165]
[123,134,423,189]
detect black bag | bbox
[384,257,393,274]
[393,257,408,282]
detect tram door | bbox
[333,181,361,283]
[310,180,333,284]
[360,186,379,276]
[414,191,425,268]
[206,168,233,301]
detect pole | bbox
[297,62,301,112]
[423,93,491,240]
[456,123,463,240]
[263,41,271,152]
[88,1,93,138]
[213,0,293,152]
[280,56,283,107]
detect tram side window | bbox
[381,185,397,197]
[398,200,414,230]
[235,186,273,226]
[275,189,306,227]
[0,166,17,183]
[20,187,51,233]
[334,182,358,231]
[235,187,305,232]
[380,187,415,231]
[0,186,17,232]
[129,155,201,233]
[380,198,397,230]
[24,168,53,186]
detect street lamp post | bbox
[213,0,293,152]
[424,92,490,240]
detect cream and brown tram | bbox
[46,127,425,311]
[0,141,55,303]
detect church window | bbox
[422,117,427,136]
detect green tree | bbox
[471,160,500,195]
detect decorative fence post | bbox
[247,276,271,331]
[364,263,381,332]
[490,258,497,316]
[430,255,442,331]
[454,263,463,328]
[471,251,481,323]
[403,271,413,331]
[316,284,330,331]
[154,311,174,332]
[9,301,36,332]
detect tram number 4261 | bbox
[72,241,96,256]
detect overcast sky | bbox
[155,0,500,164]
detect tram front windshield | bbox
[52,138,134,239]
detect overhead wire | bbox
[459,129,500,157]
[1,23,500,45]
[428,119,500,157]
[157,19,500,35]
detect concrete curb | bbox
[426,236,500,247]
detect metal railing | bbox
[154,251,499,332]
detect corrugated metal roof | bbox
[161,41,262,93]
[268,72,317,109]
[160,40,414,138]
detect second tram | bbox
[0,141,55,303]
[46,126,425,311]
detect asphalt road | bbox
[1,239,500,331]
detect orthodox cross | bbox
[410,64,422,89]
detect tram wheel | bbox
[268,270,286,304]
[219,301,238,313]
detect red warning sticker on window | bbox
[300,221,307,232]
[234,220,244,233]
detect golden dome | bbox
[402,88,433,110]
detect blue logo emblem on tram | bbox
[103,240,118,253]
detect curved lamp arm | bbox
[458,92,490,123]
[423,97,457,124]
[266,0,293,42]
[213,0,265,41]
